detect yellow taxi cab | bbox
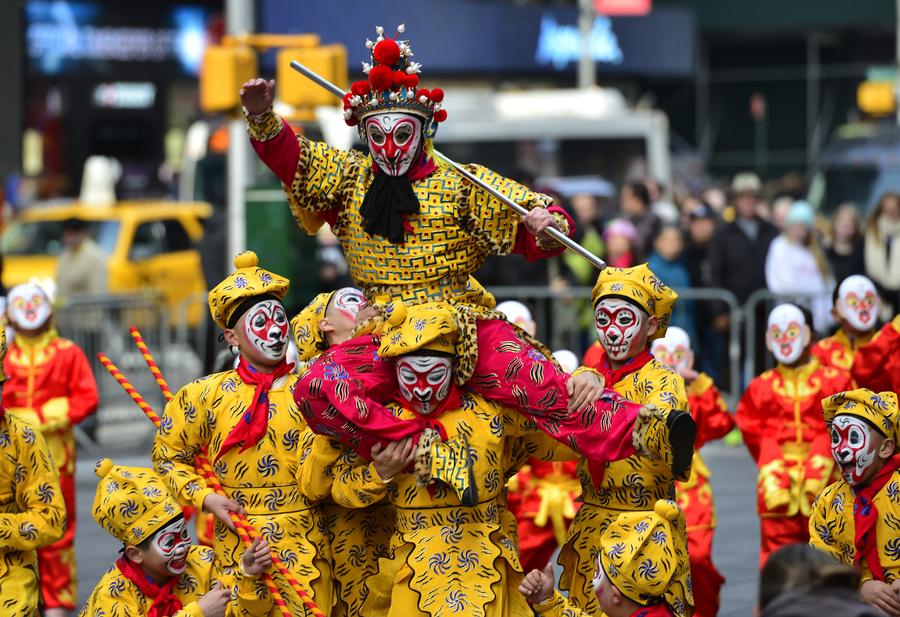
[1,201,212,324]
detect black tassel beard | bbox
[359,172,421,244]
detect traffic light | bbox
[857,81,896,116]
[200,45,258,112]
[278,44,348,108]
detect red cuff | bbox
[511,205,576,261]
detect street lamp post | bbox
[226,0,254,260]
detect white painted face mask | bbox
[765,304,809,365]
[395,355,452,415]
[650,326,692,374]
[151,517,192,575]
[7,283,52,331]
[836,275,880,333]
[594,298,645,361]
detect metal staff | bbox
[290,60,607,271]
[96,354,325,617]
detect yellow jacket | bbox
[308,393,572,617]
[559,359,694,617]
[78,545,272,617]
[0,413,66,615]
[151,370,334,616]
[809,473,900,583]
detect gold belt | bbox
[395,499,500,533]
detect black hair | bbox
[403,348,454,358]
[226,294,280,329]
[758,544,860,609]
[625,182,651,208]
[62,217,88,232]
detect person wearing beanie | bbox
[0,325,66,615]
[811,275,881,373]
[651,326,735,617]
[4,280,99,617]
[520,499,684,616]
[809,389,900,615]
[302,301,583,617]
[765,200,835,333]
[79,459,273,617]
[563,264,696,617]
[152,251,334,615]
[736,304,852,567]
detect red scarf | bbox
[115,556,182,617]
[594,349,655,388]
[216,358,294,461]
[587,348,654,487]
[853,454,900,581]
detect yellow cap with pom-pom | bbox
[91,459,182,544]
[290,291,336,362]
[208,251,290,329]
[591,264,678,340]
[597,498,683,605]
[378,301,458,358]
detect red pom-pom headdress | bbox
[343,24,446,136]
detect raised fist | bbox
[240,78,276,115]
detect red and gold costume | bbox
[0,327,67,616]
[810,329,874,374]
[676,374,734,617]
[506,459,581,573]
[4,327,98,611]
[809,390,900,586]
[735,358,851,566]
[559,266,694,617]
[81,459,272,617]
[852,316,900,393]
[152,253,334,616]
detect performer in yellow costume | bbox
[291,290,395,617]
[809,389,900,614]
[4,281,99,616]
[561,264,694,617]
[0,324,66,617]
[811,275,880,373]
[305,301,576,617]
[152,252,333,616]
[521,499,684,617]
[79,458,273,617]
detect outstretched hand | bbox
[241,536,273,577]
[202,493,244,531]
[240,78,276,115]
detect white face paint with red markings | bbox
[151,518,192,575]
[244,299,289,361]
[594,298,645,361]
[650,326,693,373]
[836,275,880,333]
[8,283,52,331]
[765,304,808,365]
[831,415,880,486]
[365,112,423,176]
[396,355,452,416]
[331,287,366,321]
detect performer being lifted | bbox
[241,23,693,471]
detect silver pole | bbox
[577,0,596,90]
[289,61,607,270]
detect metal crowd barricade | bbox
[487,285,743,409]
[742,289,831,382]
[55,292,169,451]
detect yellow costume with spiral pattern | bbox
[0,324,67,617]
[318,395,572,617]
[558,360,693,617]
[151,372,333,616]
